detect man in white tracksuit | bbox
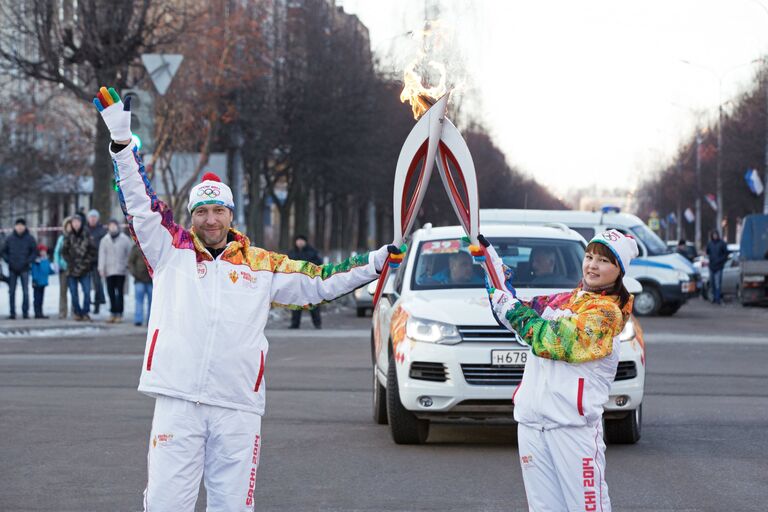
[94,86,401,511]
[478,230,638,511]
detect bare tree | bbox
[0,0,194,217]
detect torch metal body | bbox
[373,94,504,307]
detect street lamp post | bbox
[681,58,762,236]
[695,131,703,251]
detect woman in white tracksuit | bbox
[480,229,638,512]
[94,86,402,511]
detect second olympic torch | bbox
[373,92,505,307]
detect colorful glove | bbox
[93,86,132,142]
[373,244,407,273]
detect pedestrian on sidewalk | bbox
[30,244,54,319]
[706,230,728,304]
[99,219,132,323]
[86,209,107,315]
[288,235,323,329]
[1,218,37,319]
[480,229,638,512]
[63,213,97,321]
[53,217,73,319]
[128,242,152,326]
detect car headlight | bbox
[405,317,462,344]
[619,319,636,342]
[676,271,690,282]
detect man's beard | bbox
[200,229,227,247]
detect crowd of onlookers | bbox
[0,210,152,325]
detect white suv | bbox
[371,223,646,445]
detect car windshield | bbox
[629,224,668,256]
[411,237,585,290]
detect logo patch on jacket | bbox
[240,271,258,288]
[197,263,207,279]
[152,433,174,448]
[229,270,239,283]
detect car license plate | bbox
[491,350,527,366]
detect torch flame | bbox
[400,59,447,119]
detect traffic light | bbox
[122,88,154,153]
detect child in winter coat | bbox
[31,244,54,319]
[479,229,638,512]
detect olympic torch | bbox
[372,91,504,307]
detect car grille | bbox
[615,361,637,381]
[461,361,637,386]
[461,364,524,386]
[409,362,448,382]
[457,325,525,346]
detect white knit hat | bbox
[589,229,639,274]
[188,172,235,213]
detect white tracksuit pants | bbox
[143,395,263,512]
[517,422,610,512]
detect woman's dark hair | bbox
[585,241,631,309]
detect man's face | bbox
[295,238,307,250]
[87,215,98,227]
[192,204,233,248]
[108,223,119,235]
[14,223,25,235]
[449,254,473,282]
[532,251,555,275]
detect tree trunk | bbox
[294,181,309,237]
[246,160,264,246]
[93,117,114,218]
[278,202,292,251]
[356,198,367,251]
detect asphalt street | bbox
[0,298,766,512]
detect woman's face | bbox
[582,250,621,289]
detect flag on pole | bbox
[684,208,695,223]
[744,168,764,196]
[705,193,718,211]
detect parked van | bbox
[480,208,700,316]
[736,214,768,305]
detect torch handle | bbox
[372,259,392,307]
[481,246,505,290]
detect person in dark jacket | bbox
[1,218,37,319]
[62,213,98,321]
[31,244,54,319]
[86,209,107,314]
[288,235,323,329]
[128,242,153,326]
[706,230,729,304]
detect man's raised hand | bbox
[93,86,132,144]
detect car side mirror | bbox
[382,273,396,297]
[623,276,642,294]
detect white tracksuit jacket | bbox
[111,142,381,415]
[491,288,633,429]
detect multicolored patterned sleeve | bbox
[269,251,380,310]
[518,291,573,316]
[111,142,193,277]
[493,294,624,363]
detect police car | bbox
[480,208,700,316]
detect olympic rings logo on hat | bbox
[197,186,221,198]
[602,231,620,241]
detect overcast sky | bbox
[339,0,768,197]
